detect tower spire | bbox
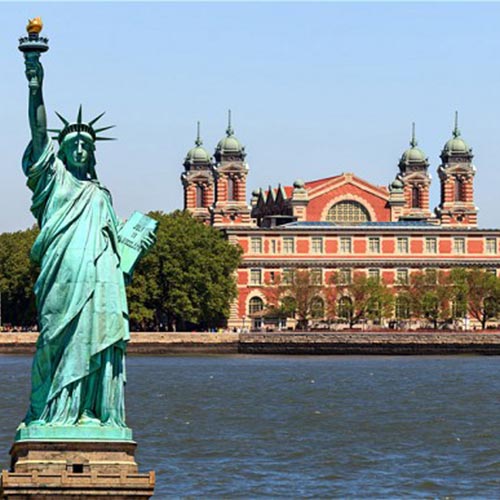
[410,122,417,147]
[226,109,234,136]
[453,110,460,138]
[195,121,202,146]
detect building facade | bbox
[181,115,500,329]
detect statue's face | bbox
[60,132,95,177]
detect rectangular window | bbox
[250,237,262,254]
[282,268,293,285]
[340,237,352,253]
[310,269,323,285]
[338,268,352,285]
[283,237,295,254]
[396,268,409,285]
[486,238,497,254]
[454,238,466,254]
[425,237,437,254]
[368,268,380,281]
[269,271,276,284]
[311,237,324,254]
[397,237,409,254]
[368,237,380,253]
[425,269,437,284]
[269,239,277,254]
[250,269,262,285]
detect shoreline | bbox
[1,331,500,355]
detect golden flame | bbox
[26,17,43,35]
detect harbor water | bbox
[0,355,499,497]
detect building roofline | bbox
[223,226,500,235]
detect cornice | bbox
[240,258,500,269]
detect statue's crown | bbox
[48,106,115,144]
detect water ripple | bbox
[1,355,500,497]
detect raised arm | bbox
[24,53,48,160]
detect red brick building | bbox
[181,114,499,329]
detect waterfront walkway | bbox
[1,331,500,355]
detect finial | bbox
[226,109,234,136]
[453,111,460,138]
[410,122,417,147]
[195,121,202,146]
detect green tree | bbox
[406,270,452,329]
[451,268,500,329]
[332,272,393,328]
[0,226,39,326]
[126,210,242,331]
[263,269,323,330]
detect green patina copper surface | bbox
[16,21,156,442]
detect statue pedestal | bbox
[1,441,155,499]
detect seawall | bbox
[239,332,500,355]
[1,331,500,355]
[0,332,239,355]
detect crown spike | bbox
[89,112,106,126]
[410,122,417,147]
[53,107,116,144]
[195,121,202,146]
[94,125,116,134]
[55,111,69,126]
[77,105,83,126]
[453,111,460,138]
[226,109,234,136]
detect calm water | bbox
[0,355,499,498]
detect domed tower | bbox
[212,111,251,226]
[180,122,215,224]
[392,123,432,221]
[436,113,477,226]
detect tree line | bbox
[2,214,499,331]
[0,211,241,331]
[262,268,500,330]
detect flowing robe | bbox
[22,139,129,427]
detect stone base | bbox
[15,424,133,442]
[1,441,155,499]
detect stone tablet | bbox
[119,211,158,280]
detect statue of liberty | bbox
[16,19,156,441]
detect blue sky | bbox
[1,2,500,232]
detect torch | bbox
[18,18,49,94]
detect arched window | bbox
[412,186,420,209]
[281,296,297,316]
[249,296,264,315]
[196,184,204,208]
[338,296,353,322]
[455,177,464,202]
[326,200,370,225]
[395,295,410,320]
[227,177,235,201]
[310,296,325,319]
[451,295,467,319]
